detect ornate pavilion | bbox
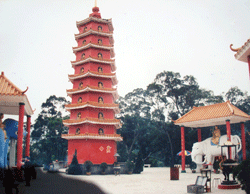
[0,72,33,169]
[174,101,250,173]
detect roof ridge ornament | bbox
[230,44,240,52]
[226,101,234,114]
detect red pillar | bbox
[241,122,246,160]
[17,103,25,169]
[25,115,31,157]
[226,120,232,159]
[181,126,186,173]
[247,55,250,81]
[197,128,202,142]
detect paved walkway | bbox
[2,167,245,194]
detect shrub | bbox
[126,160,135,173]
[84,160,93,172]
[67,150,83,175]
[100,162,108,173]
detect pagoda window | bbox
[98,39,102,45]
[80,67,84,74]
[99,128,104,135]
[98,53,102,59]
[82,40,86,45]
[98,97,104,104]
[77,112,81,119]
[83,27,87,32]
[78,97,82,103]
[76,128,80,135]
[98,112,104,120]
[81,53,85,59]
[98,67,103,73]
[98,26,102,32]
[79,82,83,89]
[98,82,103,88]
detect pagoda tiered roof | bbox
[72,42,115,57]
[76,17,113,32]
[63,117,121,128]
[71,57,116,71]
[75,28,113,39]
[65,101,120,114]
[61,132,123,141]
[68,70,118,85]
[66,85,118,100]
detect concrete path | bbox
[4,167,245,194]
[60,167,245,194]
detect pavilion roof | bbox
[230,39,250,62]
[0,72,33,116]
[174,101,250,128]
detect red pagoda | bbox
[62,6,122,165]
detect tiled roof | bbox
[67,85,117,95]
[174,101,250,127]
[75,29,113,40]
[0,72,26,96]
[68,70,118,85]
[68,70,116,79]
[0,72,33,116]
[76,17,113,32]
[63,117,121,128]
[65,101,120,113]
[230,39,250,62]
[65,101,119,108]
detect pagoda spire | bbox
[89,1,101,18]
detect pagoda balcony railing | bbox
[66,85,118,100]
[63,117,122,128]
[61,132,123,141]
[71,57,116,71]
[68,70,118,85]
[65,101,120,113]
[75,29,113,40]
[72,42,114,54]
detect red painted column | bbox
[25,115,31,157]
[197,128,202,142]
[17,103,25,169]
[241,122,246,160]
[181,126,186,173]
[226,120,232,159]
[247,55,250,81]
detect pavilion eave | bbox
[175,115,250,128]
[0,95,33,116]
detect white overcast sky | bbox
[0,0,250,123]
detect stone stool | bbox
[212,178,221,187]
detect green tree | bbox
[30,95,69,165]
